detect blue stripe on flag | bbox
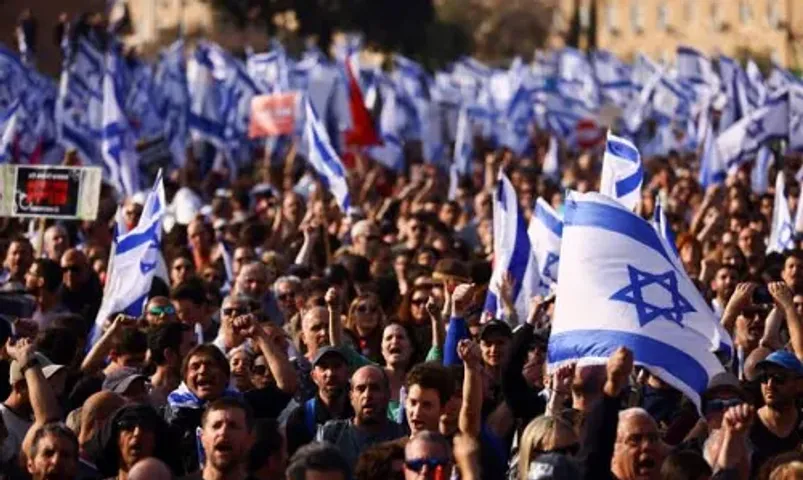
[115,221,160,256]
[548,329,709,395]
[508,217,531,302]
[615,167,644,198]
[535,201,563,237]
[564,198,675,268]
[606,138,639,162]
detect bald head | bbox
[78,391,126,446]
[44,224,69,262]
[61,249,89,290]
[128,457,172,480]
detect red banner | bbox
[248,92,300,138]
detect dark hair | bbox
[201,397,254,430]
[148,322,189,365]
[660,450,712,480]
[36,327,79,366]
[181,344,230,380]
[287,443,351,480]
[405,362,454,405]
[112,328,148,356]
[354,439,406,480]
[249,419,283,471]
[170,277,207,306]
[34,258,63,292]
[30,422,79,459]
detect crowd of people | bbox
[1,134,803,480]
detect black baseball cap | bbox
[479,320,513,341]
[311,347,348,367]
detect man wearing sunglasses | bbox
[144,296,177,328]
[404,431,453,480]
[59,248,102,324]
[213,295,254,355]
[749,350,803,475]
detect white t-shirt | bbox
[0,403,32,460]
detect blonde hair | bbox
[345,292,386,335]
[518,415,576,477]
[770,461,803,480]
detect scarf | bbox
[167,382,242,410]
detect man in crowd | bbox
[59,249,103,326]
[148,322,197,406]
[26,423,79,480]
[43,225,70,263]
[188,398,255,480]
[25,259,68,330]
[0,237,33,292]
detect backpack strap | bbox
[304,397,317,436]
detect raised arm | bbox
[81,314,136,374]
[457,340,483,437]
[769,282,803,361]
[498,273,518,326]
[715,404,754,476]
[426,297,446,354]
[720,283,756,336]
[326,287,343,347]
[236,315,298,395]
[7,338,60,424]
[443,284,474,366]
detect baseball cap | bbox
[703,371,746,401]
[526,453,582,479]
[9,353,65,385]
[433,259,471,284]
[311,347,348,367]
[756,350,803,377]
[479,320,513,341]
[102,367,148,395]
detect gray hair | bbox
[405,430,452,459]
[273,275,302,294]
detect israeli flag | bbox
[187,43,226,149]
[453,107,473,176]
[768,171,795,254]
[717,90,789,171]
[548,191,726,409]
[676,46,711,84]
[0,100,20,163]
[366,133,404,172]
[600,132,643,211]
[751,147,773,195]
[101,49,140,196]
[528,198,563,294]
[498,86,533,155]
[789,84,803,153]
[698,122,726,188]
[592,50,634,109]
[91,172,167,346]
[303,100,350,212]
[154,40,189,166]
[542,135,559,182]
[652,195,678,258]
[484,172,540,323]
[247,44,290,93]
[767,63,800,94]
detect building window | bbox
[630,0,643,33]
[579,4,591,29]
[683,0,695,23]
[739,0,752,24]
[710,0,723,29]
[605,2,618,33]
[657,2,669,31]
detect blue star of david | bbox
[541,252,560,283]
[746,118,764,137]
[610,265,695,327]
[780,222,795,248]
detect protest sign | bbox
[248,92,300,138]
[0,165,102,220]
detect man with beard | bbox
[26,423,79,480]
[749,350,803,475]
[782,251,803,294]
[180,398,256,480]
[710,265,739,317]
[317,365,405,470]
[59,249,103,327]
[284,347,353,456]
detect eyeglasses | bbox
[704,398,742,415]
[62,265,82,274]
[356,304,377,314]
[222,307,249,317]
[148,305,176,316]
[411,298,428,306]
[757,372,790,385]
[116,418,155,432]
[534,443,580,457]
[404,458,450,473]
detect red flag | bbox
[344,57,380,148]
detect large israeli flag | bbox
[499,86,533,156]
[768,171,795,254]
[716,90,789,171]
[101,49,140,196]
[528,198,563,295]
[91,172,166,346]
[600,132,643,211]
[303,100,350,212]
[698,122,726,188]
[0,100,20,163]
[484,172,540,323]
[548,192,726,409]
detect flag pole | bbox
[36,218,46,258]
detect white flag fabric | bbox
[751,147,773,195]
[528,198,563,295]
[542,135,559,182]
[548,191,726,409]
[91,172,167,346]
[303,100,351,212]
[101,50,140,196]
[599,131,643,211]
[717,91,789,172]
[483,172,540,323]
[768,171,795,254]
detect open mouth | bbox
[636,457,656,474]
[410,420,425,431]
[388,346,402,355]
[214,441,233,456]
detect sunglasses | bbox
[404,458,450,473]
[757,372,790,385]
[535,443,580,457]
[148,305,176,316]
[62,265,82,274]
[356,304,377,314]
[704,398,742,415]
[116,418,155,432]
[411,298,428,306]
[252,365,267,376]
[222,307,249,317]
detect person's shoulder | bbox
[319,418,352,440]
